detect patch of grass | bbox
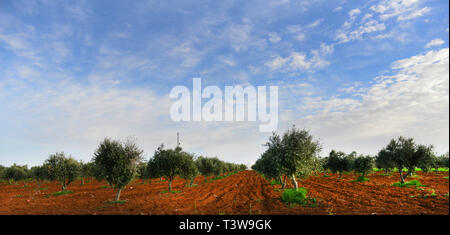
[270,179,281,185]
[281,188,316,207]
[392,180,423,188]
[353,176,370,182]
[52,190,73,196]
[322,175,330,178]
[16,195,24,198]
[273,188,283,192]
[160,190,182,194]
[443,176,449,180]
[106,200,128,204]
[100,185,112,189]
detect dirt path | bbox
[0,170,448,215]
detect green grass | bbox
[322,175,330,178]
[353,176,370,182]
[270,179,281,185]
[15,195,24,198]
[52,190,73,196]
[273,188,283,192]
[444,176,449,179]
[160,190,182,194]
[106,200,128,204]
[281,188,315,206]
[392,180,423,188]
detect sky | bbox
[0,0,448,167]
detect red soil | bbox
[0,170,448,215]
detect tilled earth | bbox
[0,170,448,215]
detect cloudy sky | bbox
[0,0,448,167]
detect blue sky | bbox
[0,0,449,167]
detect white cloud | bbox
[349,8,361,18]
[264,43,334,72]
[333,6,343,12]
[307,18,324,28]
[336,19,386,43]
[293,48,449,155]
[370,0,430,21]
[425,38,445,48]
[268,32,281,43]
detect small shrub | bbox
[106,200,128,204]
[270,179,281,185]
[52,190,73,196]
[392,180,423,188]
[281,188,308,205]
[354,176,370,182]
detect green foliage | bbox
[4,164,29,183]
[280,127,322,184]
[179,153,199,186]
[44,152,80,191]
[93,137,143,201]
[106,200,128,204]
[327,150,353,178]
[381,137,434,183]
[80,161,95,182]
[150,144,193,191]
[252,135,283,184]
[392,180,423,188]
[353,155,374,177]
[253,126,321,190]
[376,148,396,174]
[354,176,370,182]
[281,188,315,206]
[52,190,73,196]
[196,156,215,177]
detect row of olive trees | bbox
[321,151,375,180]
[0,137,246,201]
[141,145,246,193]
[375,137,448,183]
[321,136,449,183]
[0,154,96,191]
[251,126,322,190]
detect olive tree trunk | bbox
[291,174,298,190]
[115,188,122,201]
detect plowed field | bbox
[0,170,448,215]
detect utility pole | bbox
[177,132,180,147]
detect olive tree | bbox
[327,150,353,179]
[30,165,48,190]
[353,155,374,178]
[4,164,29,185]
[180,154,199,187]
[44,153,80,191]
[381,136,434,183]
[320,157,330,176]
[93,138,143,201]
[279,127,322,190]
[80,161,95,185]
[196,156,215,181]
[376,149,396,174]
[436,153,449,169]
[150,144,188,192]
